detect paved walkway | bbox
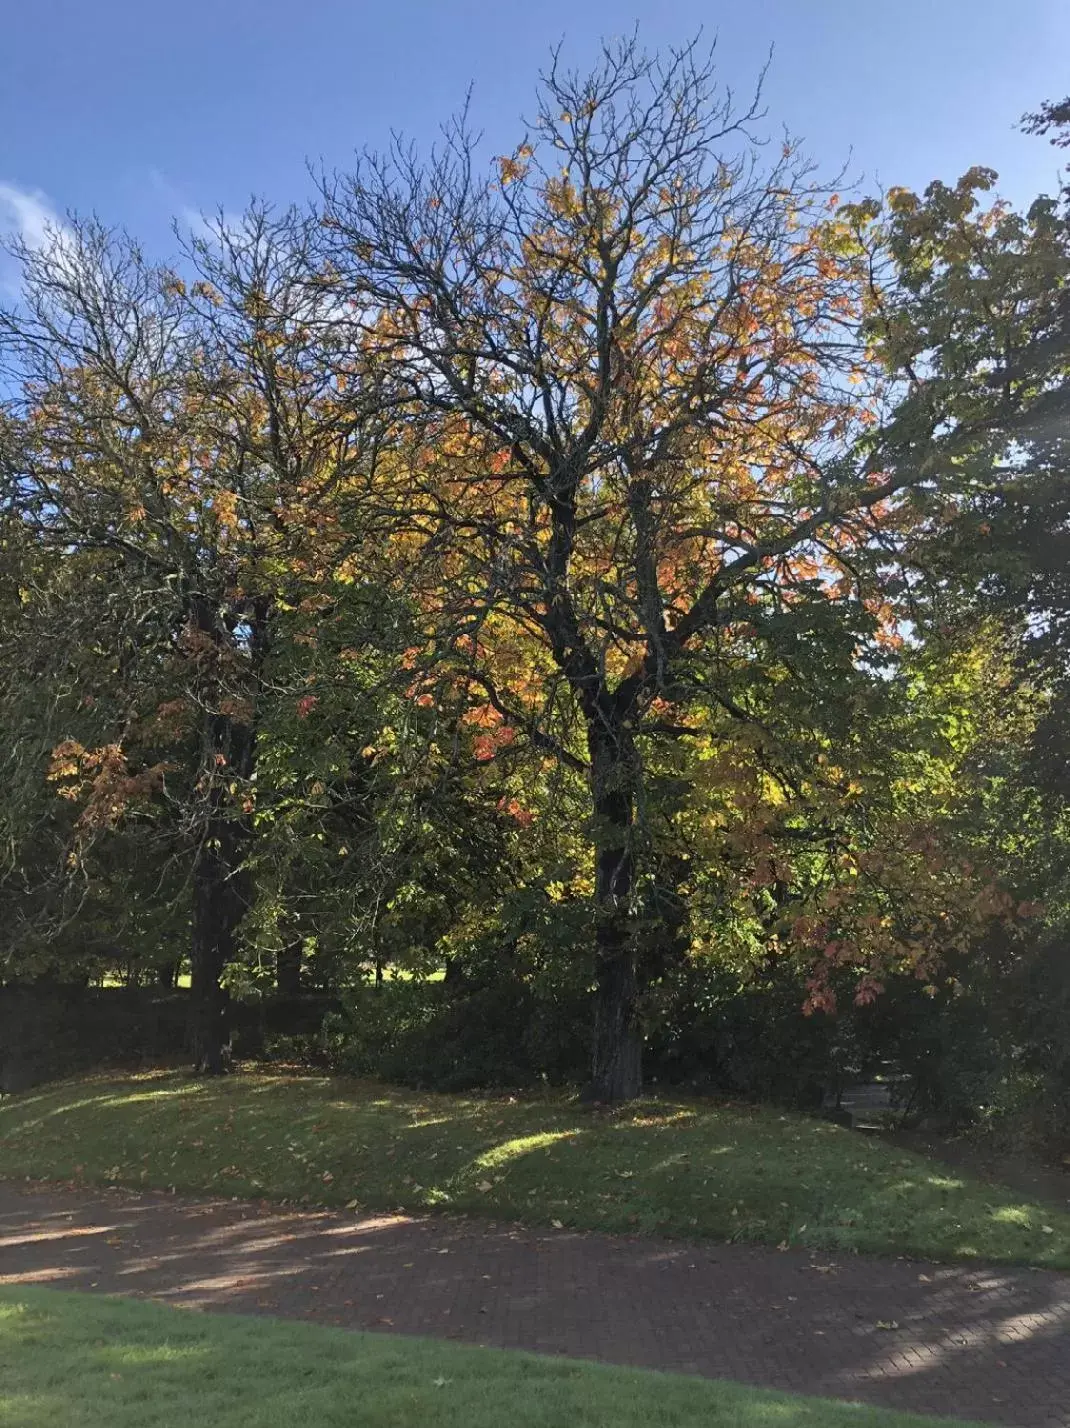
[1,1181,1068,1426]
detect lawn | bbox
[1,1069,1068,1269]
[0,1286,986,1428]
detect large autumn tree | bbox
[314,38,1052,1100]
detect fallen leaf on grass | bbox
[875,1320,900,1331]
[551,1219,564,1229]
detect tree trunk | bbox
[584,726,643,1103]
[184,589,268,1075]
[190,817,244,1075]
[156,960,181,990]
[276,938,303,999]
[190,904,227,1076]
[188,710,254,1076]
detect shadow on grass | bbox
[1,1068,1069,1269]
[0,1161,1068,1424]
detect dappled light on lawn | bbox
[473,1130,583,1172]
[1,1069,1068,1269]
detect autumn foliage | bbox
[1,38,1067,1104]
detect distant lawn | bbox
[0,1286,986,1428]
[1,1069,1068,1269]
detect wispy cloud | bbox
[180,203,221,238]
[148,167,243,243]
[0,181,63,249]
[179,204,248,245]
[0,181,73,297]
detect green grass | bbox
[1,1069,1069,1268]
[0,1286,985,1428]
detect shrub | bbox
[322,973,589,1090]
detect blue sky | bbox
[2,0,1068,263]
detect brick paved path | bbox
[1,1181,1068,1426]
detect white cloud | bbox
[179,204,219,238]
[148,167,243,243]
[0,183,80,300]
[179,204,248,246]
[0,182,70,298]
[0,181,63,249]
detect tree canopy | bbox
[1,38,1068,1112]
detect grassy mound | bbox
[1,1069,1068,1268]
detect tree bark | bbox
[584,725,643,1103]
[156,960,181,990]
[275,938,303,999]
[190,902,228,1076]
[188,711,254,1076]
[185,592,266,1074]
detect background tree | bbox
[0,210,386,1068]
[852,101,1070,1138]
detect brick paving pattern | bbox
[1,1181,1067,1425]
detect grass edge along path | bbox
[0,1285,989,1428]
[1,1068,1068,1270]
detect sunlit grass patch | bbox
[0,1285,989,1428]
[474,1130,582,1170]
[1,1068,1068,1268]
[989,1205,1039,1227]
